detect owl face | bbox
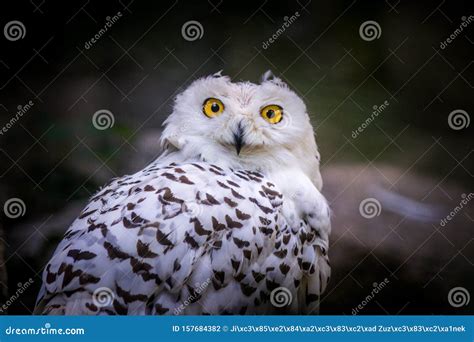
[161,72,319,175]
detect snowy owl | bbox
[35,71,331,315]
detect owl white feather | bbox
[35,71,331,315]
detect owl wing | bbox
[35,161,330,315]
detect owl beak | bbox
[233,122,245,155]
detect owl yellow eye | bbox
[260,105,283,124]
[203,98,224,118]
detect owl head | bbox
[161,71,322,189]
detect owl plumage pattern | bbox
[35,72,331,315]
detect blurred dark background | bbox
[0,0,472,315]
